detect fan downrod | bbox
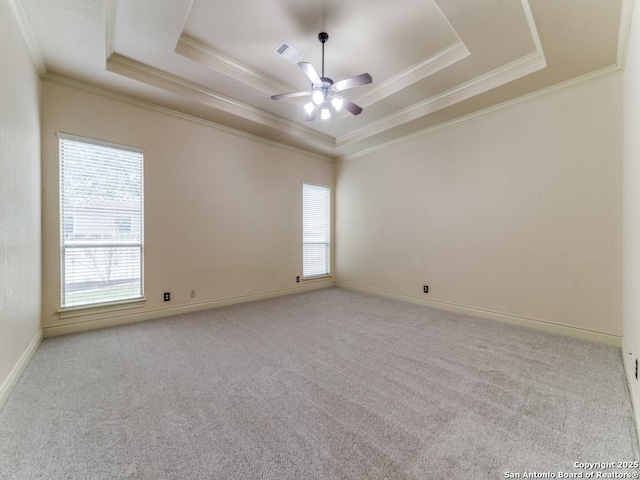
[318,32,329,77]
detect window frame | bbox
[302,181,331,279]
[58,132,145,310]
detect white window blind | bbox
[59,133,143,308]
[303,182,331,277]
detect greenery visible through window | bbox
[59,133,144,308]
[303,182,331,277]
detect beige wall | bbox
[336,74,623,337]
[0,0,42,403]
[41,81,334,332]
[623,0,640,438]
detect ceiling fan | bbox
[271,32,372,121]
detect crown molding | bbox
[71,45,547,155]
[98,0,564,155]
[175,34,295,96]
[520,0,544,55]
[336,0,546,147]
[6,0,47,77]
[617,0,635,70]
[9,0,627,162]
[43,72,335,163]
[336,50,546,147]
[353,40,470,109]
[104,1,333,153]
[338,63,622,162]
[106,53,335,148]
[177,34,469,117]
[104,0,116,59]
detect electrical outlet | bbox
[423,285,429,294]
[296,276,301,283]
[190,290,196,298]
[164,292,170,302]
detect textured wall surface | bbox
[336,74,623,336]
[623,0,640,440]
[0,0,42,396]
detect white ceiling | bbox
[11,0,630,159]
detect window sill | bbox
[302,274,333,282]
[57,297,146,320]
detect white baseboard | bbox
[44,280,334,337]
[622,344,640,448]
[335,282,622,346]
[0,329,43,410]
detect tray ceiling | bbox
[12,0,629,159]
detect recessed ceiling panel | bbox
[183,0,458,86]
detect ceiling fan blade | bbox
[270,91,310,101]
[298,62,322,86]
[333,73,372,92]
[342,98,364,116]
[305,105,320,121]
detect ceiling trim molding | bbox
[520,0,544,55]
[338,63,621,162]
[175,34,295,95]
[336,50,547,147]
[179,0,197,35]
[43,72,335,163]
[353,40,470,108]
[105,0,116,59]
[6,0,47,77]
[336,0,547,147]
[106,53,335,148]
[176,34,470,114]
[617,0,635,69]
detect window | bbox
[59,133,143,308]
[303,182,331,277]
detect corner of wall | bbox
[622,343,640,447]
[0,330,42,410]
[0,0,43,412]
[623,0,640,451]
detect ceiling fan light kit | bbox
[271,32,372,121]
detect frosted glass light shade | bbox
[312,90,324,105]
[304,102,315,115]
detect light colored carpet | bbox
[0,287,638,479]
